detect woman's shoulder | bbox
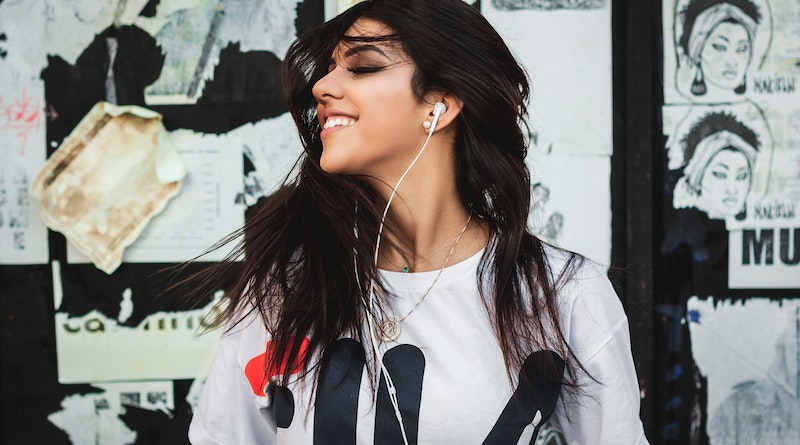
[540,243,629,353]
[540,243,612,296]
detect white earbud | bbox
[428,102,447,134]
[433,101,446,117]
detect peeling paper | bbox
[48,380,174,445]
[688,297,800,443]
[42,0,151,66]
[31,102,185,274]
[68,128,245,264]
[52,264,223,383]
[136,0,302,104]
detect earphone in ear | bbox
[427,101,447,134]
[433,101,446,117]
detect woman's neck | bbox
[372,165,488,273]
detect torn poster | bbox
[232,113,303,206]
[54,259,222,383]
[662,0,800,105]
[31,102,186,274]
[526,152,611,265]
[135,0,303,104]
[42,0,151,66]
[67,128,244,264]
[48,380,174,445]
[688,297,800,444]
[482,0,612,155]
[0,62,49,264]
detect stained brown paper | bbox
[31,102,185,274]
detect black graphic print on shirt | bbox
[374,345,425,445]
[263,339,565,444]
[313,339,365,444]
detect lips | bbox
[723,197,739,207]
[722,70,739,80]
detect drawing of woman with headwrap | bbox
[678,0,762,97]
[673,111,760,220]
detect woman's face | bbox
[696,148,751,218]
[312,19,429,178]
[699,21,752,90]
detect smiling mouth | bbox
[323,117,356,130]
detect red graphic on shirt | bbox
[244,337,310,396]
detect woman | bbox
[678,0,761,96]
[189,0,647,443]
[673,111,759,220]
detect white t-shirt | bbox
[189,247,649,444]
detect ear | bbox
[424,93,464,133]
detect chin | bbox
[319,156,356,176]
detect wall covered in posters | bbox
[0,0,624,443]
[0,0,320,443]
[660,0,799,443]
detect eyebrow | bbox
[343,44,392,60]
[714,35,731,43]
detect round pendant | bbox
[378,318,401,342]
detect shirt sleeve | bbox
[189,317,277,445]
[548,260,650,445]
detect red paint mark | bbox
[244,337,310,397]
[0,87,43,156]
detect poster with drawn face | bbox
[662,0,799,290]
[663,101,774,225]
[664,0,781,104]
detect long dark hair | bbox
[197,0,582,389]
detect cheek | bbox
[700,47,722,67]
[737,178,751,193]
[737,50,751,66]
[701,176,724,194]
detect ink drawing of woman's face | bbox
[699,21,752,91]
[696,147,751,218]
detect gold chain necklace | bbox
[385,223,472,273]
[377,212,473,342]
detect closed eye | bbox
[348,66,384,74]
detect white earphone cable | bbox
[355,104,445,445]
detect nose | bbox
[312,68,344,105]
[726,180,740,195]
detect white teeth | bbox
[323,117,356,129]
